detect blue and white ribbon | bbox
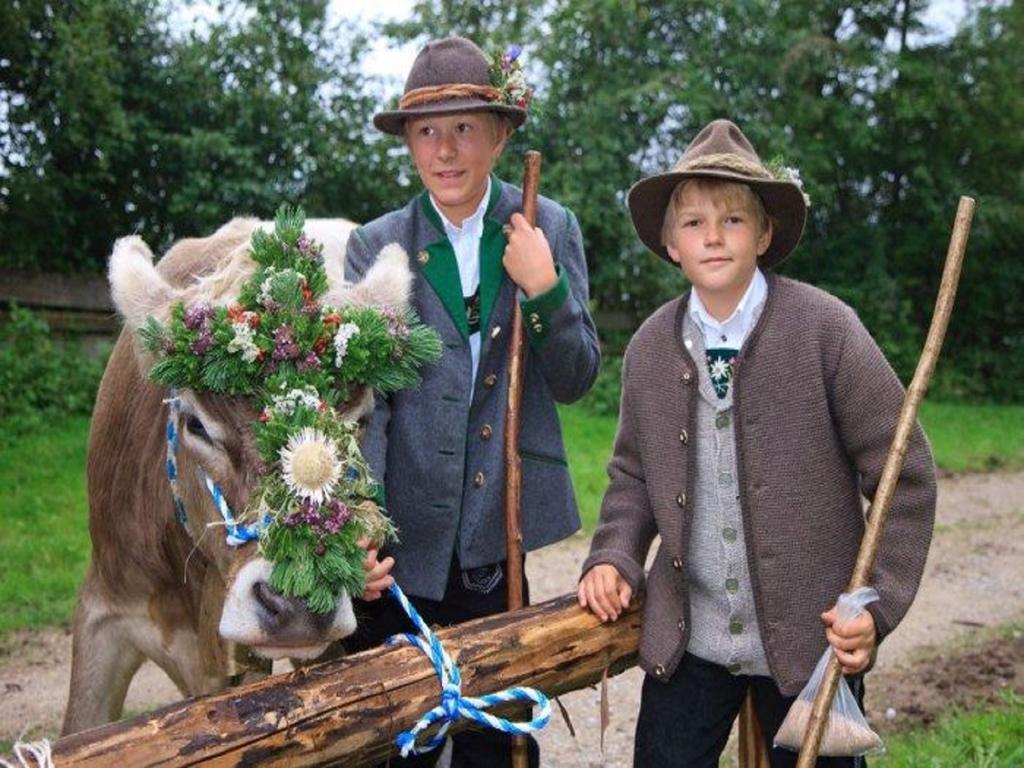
[385,583,551,757]
[164,388,268,545]
[200,473,267,546]
[165,395,188,527]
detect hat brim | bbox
[627,169,808,269]
[373,98,527,136]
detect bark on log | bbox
[45,593,643,767]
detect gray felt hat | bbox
[373,37,528,136]
[628,119,809,268]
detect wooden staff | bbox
[505,150,542,768]
[795,196,975,767]
[739,690,770,767]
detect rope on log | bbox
[384,583,551,756]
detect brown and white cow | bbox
[62,218,409,734]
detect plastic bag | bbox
[774,586,885,756]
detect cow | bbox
[62,217,411,735]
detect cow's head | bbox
[107,213,429,660]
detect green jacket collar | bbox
[419,174,503,237]
[417,175,508,341]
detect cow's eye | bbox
[185,414,211,441]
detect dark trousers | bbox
[342,557,539,768]
[634,653,867,768]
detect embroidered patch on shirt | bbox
[706,348,738,399]
[465,287,481,335]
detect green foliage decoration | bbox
[138,205,441,610]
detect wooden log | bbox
[42,593,642,767]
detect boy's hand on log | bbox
[578,564,632,623]
[357,536,394,601]
[503,212,557,298]
[821,606,877,675]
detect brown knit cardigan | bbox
[582,274,937,694]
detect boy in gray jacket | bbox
[344,36,600,767]
[579,119,936,767]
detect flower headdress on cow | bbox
[138,207,441,613]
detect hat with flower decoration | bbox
[373,36,532,136]
[628,119,810,268]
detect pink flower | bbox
[183,304,213,330]
[272,325,300,361]
[297,352,322,373]
[190,330,214,355]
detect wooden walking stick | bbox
[505,150,542,768]
[739,689,771,767]
[795,196,975,767]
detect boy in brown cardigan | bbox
[578,119,936,767]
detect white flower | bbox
[507,70,528,100]
[279,427,342,503]
[271,386,322,416]
[257,266,278,307]
[784,166,803,189]
[709,358,732,381]
[333,322,360,367]
[227,322,260,363]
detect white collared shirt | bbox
[687,268,767,351]
[429,176,491,389]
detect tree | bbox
[0,0,403,272]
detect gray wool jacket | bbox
[582,275,937,695]
[346,176,600,601]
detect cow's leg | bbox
[62,581,146,735]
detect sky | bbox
[333,0,417,81]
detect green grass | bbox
[874,691,1024,767]
[0,416,92,637]
[560,406,618,531]
[562,400,1024,531]
[919,401,1024,474]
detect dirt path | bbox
[2,470,1022,764]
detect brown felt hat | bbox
[628,119,809,268]
[373,37,528,136]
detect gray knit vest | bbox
[682,309,770,675]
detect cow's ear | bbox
[329,243,412,310]
[109,235,183,330]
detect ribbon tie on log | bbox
[385,583,551,757]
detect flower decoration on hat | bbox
[766,155,812,207]
[489,45,533,109]
[138,206,442,613]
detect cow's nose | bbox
[253,580,296,631]
[252,581,335,638]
